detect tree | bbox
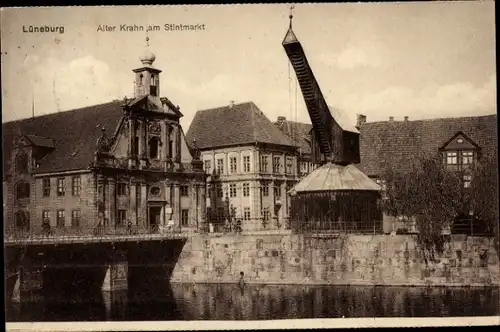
[469,154,499,251]
[382,154,467,260]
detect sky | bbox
[1,2,496,130]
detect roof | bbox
[328,106,360,134]
[185,101,297,150]
[23,134,55,148]
[358,114,498,176]
[3,100,125,175]
[274,119,313,155]
[282,27,298,45]
[289,163,381,194]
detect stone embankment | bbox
[171,234,499,287]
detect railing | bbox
[291,219,384,235]
[4,224,187,245]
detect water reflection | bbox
[5,284,499,321]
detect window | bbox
[262,182,269,196]
[285,157,293,174]
[462,151,474,165]
[149,137,160,159]
[15,211,29,228]
[181,209,189,226]
[244,207,251,221]
[134,137,139,156]
[217,207,225,221]
[243,183,250,197]
[150,85,158,97]
[42,178,50,197]
[229,184,237,197]
[57,178,65,196]
[181,185,189,197]
[16,181,30,200]
[117,183,127,196]
[260,156,269,173]
[217,158,224,174]
[150,186,161,197]
[376,178,387,191]
[71,209,81,227]
[42,210,50,223]
[273,156,281,173]
[204,160,212,174]
[463,175,472,188]
[117,210,127,226]
[446,151,457,165]
[72,176,81,196]
[263,207,270,221]
[16,153,29,174]
[216,184,223,198]
[243,156,251,173]
[274,185,281,198]
[230,157,237,173]
[57,210,65,227]
[300,162,307,173]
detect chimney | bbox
[356,114,367,128]
[277,116,286,126]
[229,100,235,108]
[404,116,409,122]
[389,116,394,122]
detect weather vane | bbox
[289,4,295,29]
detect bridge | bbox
[4,225,192,305]
[4,225,190,246]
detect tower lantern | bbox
[133,36,162,98]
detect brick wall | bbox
[171,234,499,287]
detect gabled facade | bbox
[186,102,300,231]
[3,40,206,233]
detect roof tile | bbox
[185,102,297,149]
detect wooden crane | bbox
[282,9,360,166]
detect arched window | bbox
[16,181,30,200]
[139,74,144,86]
[149,137,160,159]
[16,153,28,174]
[15,211,29,229]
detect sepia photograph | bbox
[1,2,498,330]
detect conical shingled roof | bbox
[282,27,298,45]
[289,163,381,195]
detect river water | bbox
[6,283,499,321]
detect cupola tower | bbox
[133,37,161,99]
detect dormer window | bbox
[440,132,480,170]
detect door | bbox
[149,206,162,227]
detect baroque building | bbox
[2,39,206,233]
[185,101,300,231]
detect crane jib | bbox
[283,39,333,157]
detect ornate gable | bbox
[439,131,481,152]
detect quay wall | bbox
[171,233,500,287]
